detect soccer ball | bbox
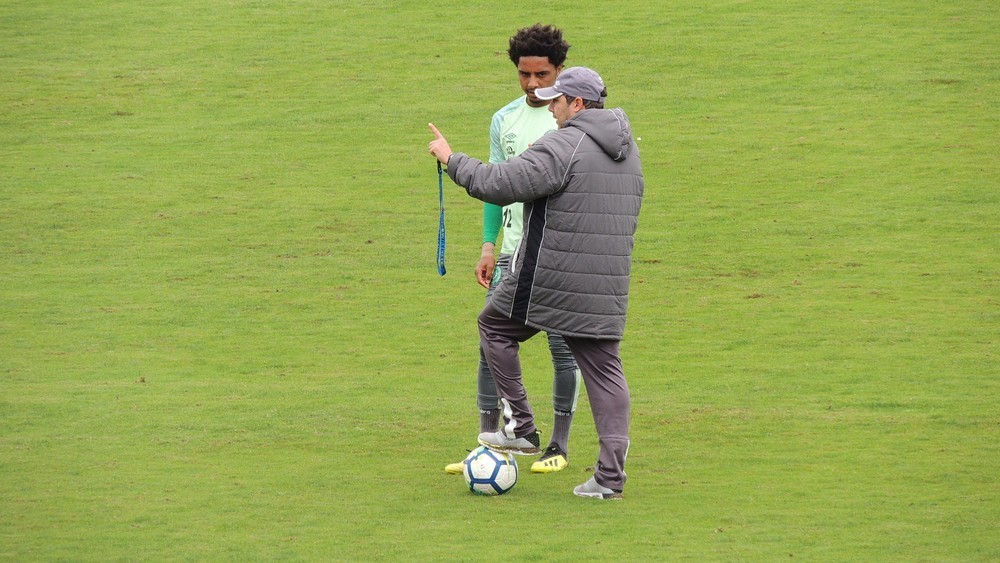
[463,446,518,495]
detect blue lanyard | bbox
[436,161,446,276]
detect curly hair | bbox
[508,24,570,68]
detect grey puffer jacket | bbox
[447,108,644,339]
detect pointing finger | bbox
[428,122,444,139]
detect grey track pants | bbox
[477,255,580,415]
[478,304,630,491]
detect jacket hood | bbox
[566,108,636,162]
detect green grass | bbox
[2,0,998,560]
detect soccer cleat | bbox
[445,447,478,474]
[530,445,569,473]
[477,430,542,455]
[573,476,623,500]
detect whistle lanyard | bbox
[436,161,446,276]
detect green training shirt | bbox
[484,96,558,255]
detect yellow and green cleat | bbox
[530,445,568,473]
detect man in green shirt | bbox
[445,24,581,475]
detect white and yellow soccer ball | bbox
[463,446,518,495]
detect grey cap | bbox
[535,66,607,104]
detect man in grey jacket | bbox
[428,66,644,499]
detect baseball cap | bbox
[535,66,607,104]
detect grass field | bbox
[2,1,998,560]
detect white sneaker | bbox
[477,430,542,455]
[573,476,623,500]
